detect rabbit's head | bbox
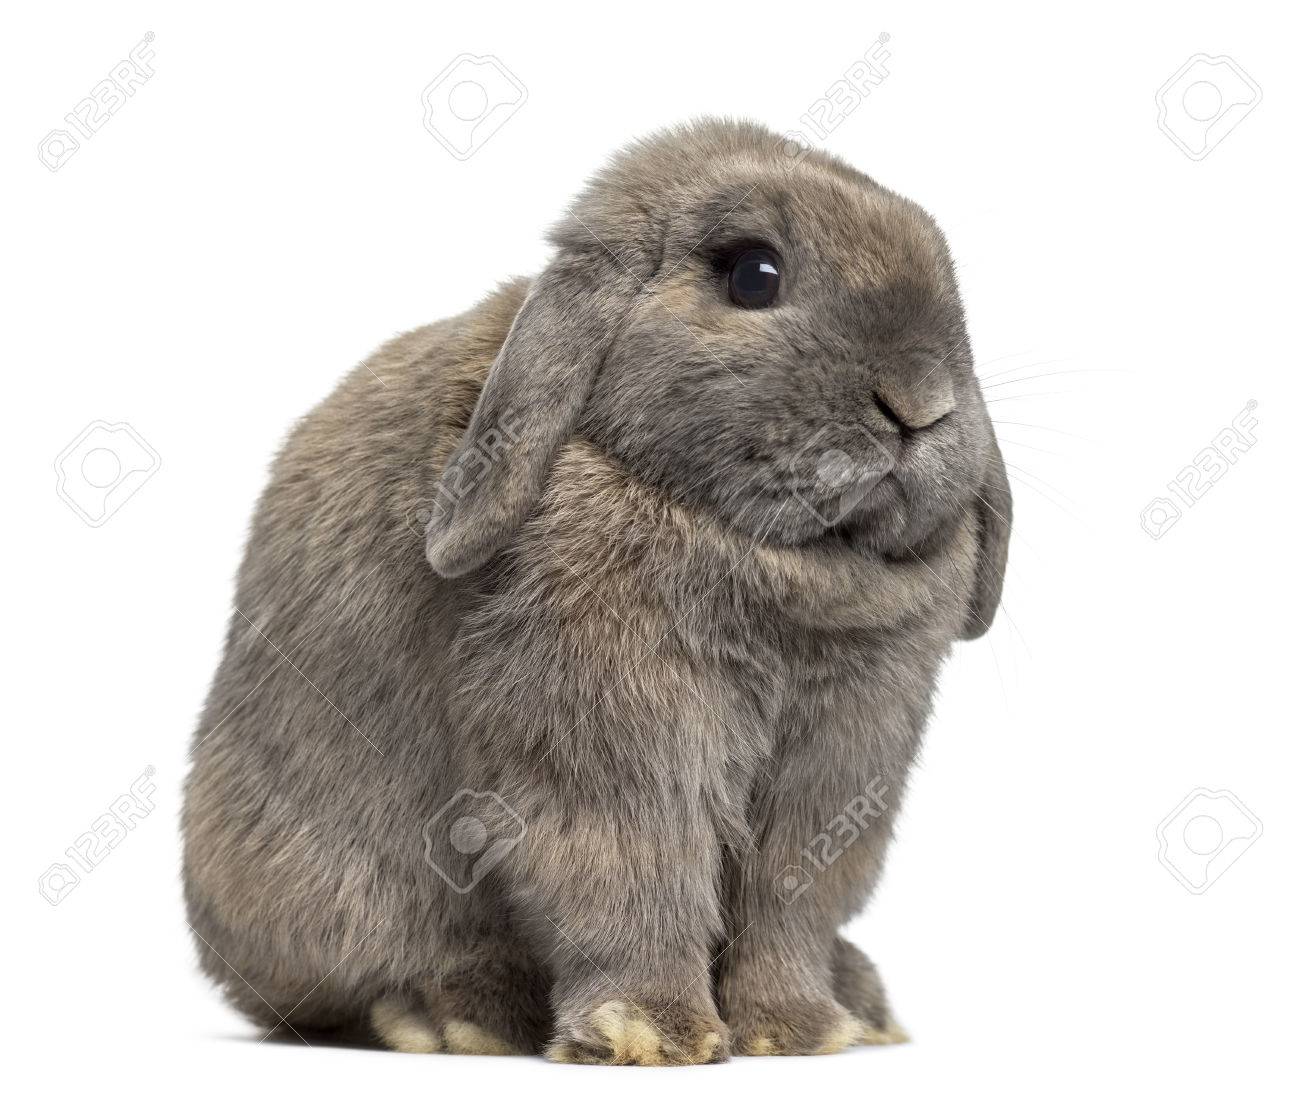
[426,119,1009,638]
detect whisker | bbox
[987,634,1011,711]
[977,357,1066,385]
[998,599,1032,661]
[977,348,1034,374]
[982,367,1128,391]
[992,419,1099,444]
[971,489,1045,566]
[985,390,1080,404]
[996,438,1069,458]
[1006,470,1087,526]
[1004,461,1083,510]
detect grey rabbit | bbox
[182,117,1010,1064]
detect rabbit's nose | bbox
[872,375,955,432]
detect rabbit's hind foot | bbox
[371,997,441,1053]
[370,997,521,1056]
[730,998,872,1057]
[831,937,909,1045]
[857,1019,909,1045]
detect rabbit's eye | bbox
[728,248,782,309]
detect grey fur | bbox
[183,118,1010,1064]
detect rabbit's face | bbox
[577,156,992,556]
[428,121,1008,633]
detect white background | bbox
[3,1,1296,1105]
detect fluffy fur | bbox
[182,118,1010,1063]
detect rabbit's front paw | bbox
[729,997,870,1056]
[548,999,729,1066]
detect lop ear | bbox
[425,246,646,578]
[960,439,1012,640]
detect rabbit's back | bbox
[181,280,528,1028]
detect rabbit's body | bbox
[184,120,1009,1063]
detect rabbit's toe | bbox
[370,998,524,1056]
[371,997,442,1053]
[440,1019,522,1055]
[858,1019,909,1045]
[731,998,872,1056]
[548,999,728,1066]
[831,937,908,1043]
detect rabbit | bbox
[182,117,1010,1065]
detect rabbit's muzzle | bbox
[871,376,955,433]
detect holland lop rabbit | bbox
[183,118,1010,1064]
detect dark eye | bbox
[728,248,782,309]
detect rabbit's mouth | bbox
[727,466,900,549]
[753,427,976,555]
[717,417,974,553]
